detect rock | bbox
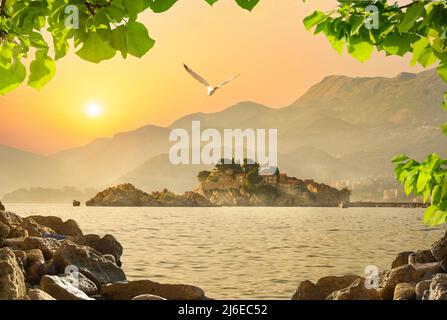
[26,249,45,264]
[292,275,362,300]
[413,262,443,279]
[409,250,437,264]
[0,222,10,245]
[0,211,22,227]
[103,254,117,265]
[132,294,167,300]
[26,260,57,285]
[20,217,55,237]
[378,265,420,300]
[2,238,25,250]
[68,234,123,267]
[40,275,93,300]
[59,272,98,296]
[422,289,430,300]
[431,232,447,261]
[326,278,382,300]
[442,258,447,273]
[101,280,206,300]
[26,288,56,300]
[73,201,81,207]
[53,241,126,286]
[415,280,432,300]
[391,251,413,269]
[22,237,61,260]
[0,247,26,300]
[28,216,83,237]
[7,227,28,239]
[0,201,4,211]
[393,282,416,300]
[13,250,27,267]
[428,274,447,300]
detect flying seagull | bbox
[183,64,240,96]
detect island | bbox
[86,160,351,207]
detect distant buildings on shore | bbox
[197,159,351,206]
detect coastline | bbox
[1,206,447,300]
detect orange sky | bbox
[0,0,422,155]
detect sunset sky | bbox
[0,0,422,155]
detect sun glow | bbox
[84,102,103,118]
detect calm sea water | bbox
[5,204,446,299]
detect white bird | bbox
[183,64,240,96]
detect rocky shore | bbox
[0,210,208,300]
[86,184,213,207]
[292,230,447,300]
[1,206,447,300]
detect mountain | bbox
[0,145,64,196]
[52,125,171,187]
[1,69,446,200]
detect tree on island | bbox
[305,0,447,226]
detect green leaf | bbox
[410,37,429,66]
[437,64,447,83]
[392,154,409,163]
[399,3,425,33]
[76,33,117,64]
[235,0,260,11]
[146,0,178,13]
[0,59,26,95]
[126,22,155,58]
[348,37,373,63]
[417,171,431,193]
[442,122,447,136]
[304,11,327,31]
[28,50,56,90]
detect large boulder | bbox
[26,260,57,285]
[408,250,437,264]
[292,275,362,300]
[68,234,123,267]
[40,275,93,300]
[26,249,45,265]
[415,280,432,300]
[25,289,56,300]
[428,274,447,300]
[413,262,443,279]
[391,251,413,269]
[0,247,26,300]
[0,222,10,246]
[53,241,126,286]
[326,278,382,300]
[393,282,416,300]
[7,227,28,239]
[20,217,55,237]
[22,237,61,260]
[100,280,206,300]
[28,216,83,237]
[59,273,98,296]
[377,265,420,300]
[0,211,22,227]
[431,232,447,261]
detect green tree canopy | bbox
[304,0,447,226]
[0,0,260,94]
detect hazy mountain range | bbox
[2,69,446,201]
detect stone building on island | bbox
[196,159,350,207]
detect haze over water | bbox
[7,204,446,299]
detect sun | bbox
[84,102,103,118]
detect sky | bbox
[0,0,422,155]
